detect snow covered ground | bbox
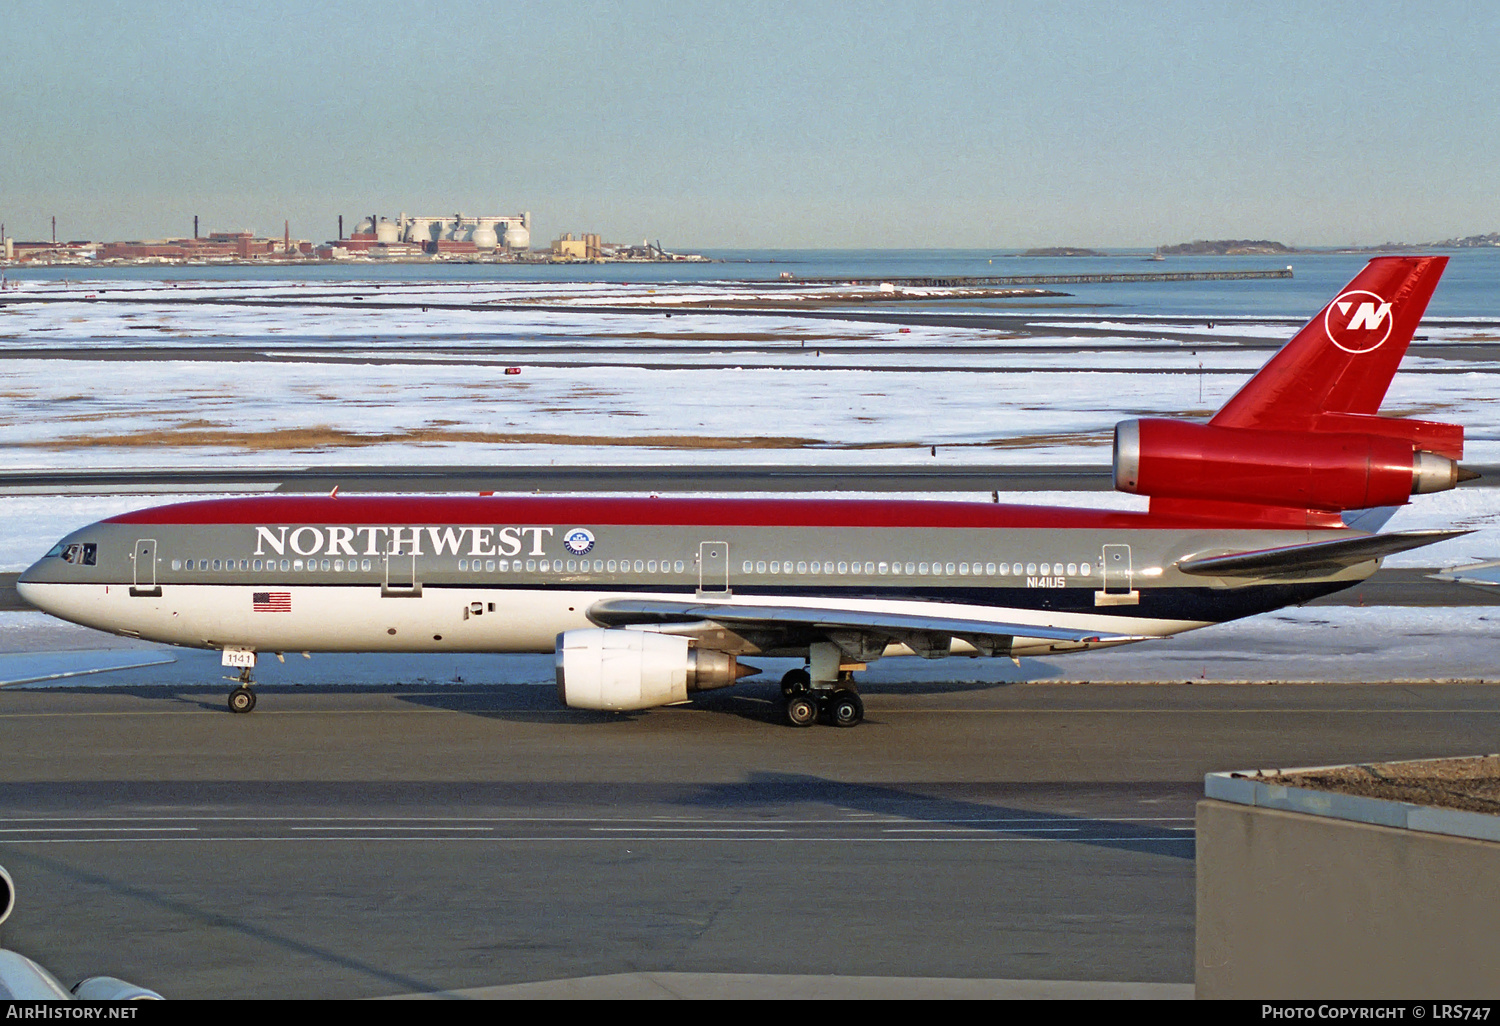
[4,278,1499,686]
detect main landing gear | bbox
[779,667,864,729]
[227,667,257,714]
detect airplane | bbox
[0,865,163,999]
[17,256,1473,727]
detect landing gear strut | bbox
[227,667,256,714]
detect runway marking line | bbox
[589,827,787,833]
[0,815,1196,825]
[0,834,1196,845]
[0,826,197,833]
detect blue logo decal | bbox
[563,528,595,555]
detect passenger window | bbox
[1026,563,1037,575]
[959,563,969,575]
[877,562,888,574]
[497,560,508,572]
[945,562,955,575]
[919,562,929,574]
[212,559,222,571]
[567,560,577,572]
[757,561,767,573]
[526,560,537,572]
[837,561,847,574]
[674,560,685,573]
[796,561,807,574]
[770,561,780,573]
[1080,563,1092,576]
[459,559,469,570]
[607,560,618,572]
[1067,563,1078,575]
[171,559,182,571]
[647,560,657,573]
[986,562,997,575]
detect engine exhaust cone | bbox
[1459,466,1482,483]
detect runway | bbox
[2,681,1495,998]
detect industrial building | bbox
[342,212,531,256]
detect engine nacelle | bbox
[1114,418,1461,512]
[0,865,12,927]
[555,629,757,711]
[71,976,164,1000]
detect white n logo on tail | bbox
[1325,290,1395,354]
[1343,301,1392,331]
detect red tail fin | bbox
[1210,256,1447,431]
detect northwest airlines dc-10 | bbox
[18,258,1474,726]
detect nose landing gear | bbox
[227,667,256,714]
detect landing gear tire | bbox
[780,668,811,698]
[785,694,818,728]
[828,689,864,728]
[228,687,256,714]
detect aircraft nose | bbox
[13,579,39,610]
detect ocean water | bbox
[7,247,1498,319]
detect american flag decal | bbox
[253,591,291,613]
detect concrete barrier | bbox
[1196,763,1500,998]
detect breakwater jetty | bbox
[794,268,1293,287]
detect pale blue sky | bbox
[2,1,1495,248]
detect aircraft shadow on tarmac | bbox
[673,772,1197,861]
[384,673,1054,726]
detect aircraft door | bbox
[130,538,161,597]
[382,538,421,597]
[1095,543,1139,606]
[697,540,730,597]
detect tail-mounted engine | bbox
[1113,417,1467,514]
[555,629,759,711]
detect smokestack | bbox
[52,216,56,244]
[284,220,289,252]
[338,215,343,240]
[194,215,199,239]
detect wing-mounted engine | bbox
[0,864,164,1000]
[1113,418,1469,520]
[554,629,760,711]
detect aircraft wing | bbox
[587,597,1148,645]
[1176,529,1468,579]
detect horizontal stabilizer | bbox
[588,598,1146,645]
[1428,560,1500,588]
[1177,529,1469,579]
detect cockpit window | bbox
[58,543,98,566]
